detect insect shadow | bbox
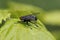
[17,20,40,29]
[0,20,5,28]
[17,21,30,26]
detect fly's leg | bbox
[30,21,39,27]
[26,21,29,25]
[23,20,29,25]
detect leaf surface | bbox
[0,19,56,40]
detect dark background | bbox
[1,0,60,11]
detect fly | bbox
[20,13,40,27]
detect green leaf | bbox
[0,19,56,40]
[41,10,60,26]
[8,2,45,18]
[0,10,11,23]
